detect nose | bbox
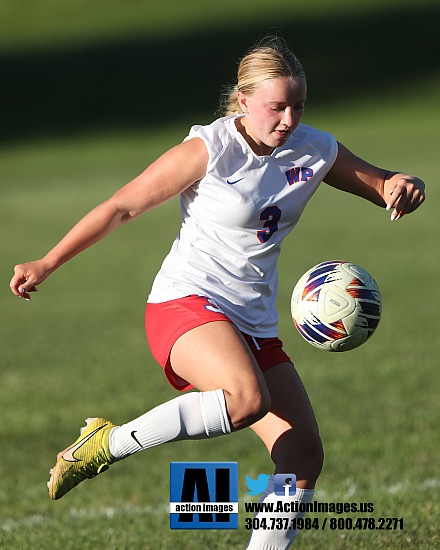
[281,107,293,128]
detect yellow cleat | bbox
[48,417,116,500]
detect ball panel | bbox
[318,284,356,322]
[299,259,344,300]
[330,330,368,351]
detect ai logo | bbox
[170,462,238,529]
[273,473,297,497]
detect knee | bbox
[227,386,271,430]
[274,431,324,484]
[246,387,272,425]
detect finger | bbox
[12,267,35,292]
[386,187,399,212]
[16,286,32,301]
[9,274,25,296]
[386,175,426,221]
[394,190,410,217]
[390,185,425,220]
[387,187,407,220]
[19,285,38,293]
[387,181,424,220]
[10,269,36,298]
[404,188,426,214]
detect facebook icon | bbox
[273,474,297,496]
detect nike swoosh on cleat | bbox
[62,425,107,463]
[226,177,244,185]
[131,430,143,448]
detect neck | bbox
[235,116,274,156]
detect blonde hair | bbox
[220,36,305,116]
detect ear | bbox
[237,92,249,114]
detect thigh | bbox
[170,321,272,430]
[146,296,271,428]
[250,362,322,488]
[170,320,267,395]
[145,296,233,391]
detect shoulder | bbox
[184,116,240,169]
[288,123,338,163]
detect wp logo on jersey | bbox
[285,167,314,185]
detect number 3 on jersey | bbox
[257,206,281,243]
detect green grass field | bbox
[1,1,439,548]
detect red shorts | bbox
[145,295,292,391]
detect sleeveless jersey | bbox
[148,115,338,337]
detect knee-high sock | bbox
[246,476,314,549]
[108,389,231,459]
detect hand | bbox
[10,259,52,301]
[386,174,425,221]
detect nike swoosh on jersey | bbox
[62,425,107,463]
[226,177,245,185]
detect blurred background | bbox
[1,0,439,142]
[1,1,439,548]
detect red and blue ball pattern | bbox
[292,261,381,351]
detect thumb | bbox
[11,264,39,300]
[18,283,38,294]
[16,276,33,300]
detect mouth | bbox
[274,129,290,140]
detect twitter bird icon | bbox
[246,474,271,496]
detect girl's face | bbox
[237,77,307,156]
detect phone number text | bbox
[245,517,404,531]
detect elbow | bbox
[119,210,135,224]
[104,195,137,226]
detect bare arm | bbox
[10,137,208,300]
[324,142,425,219]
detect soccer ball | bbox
[291,260,382,352]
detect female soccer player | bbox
[10,37,425,549]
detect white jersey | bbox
[148,115,338,337]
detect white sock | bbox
[108,389,231,459]
[246,476,314,549]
